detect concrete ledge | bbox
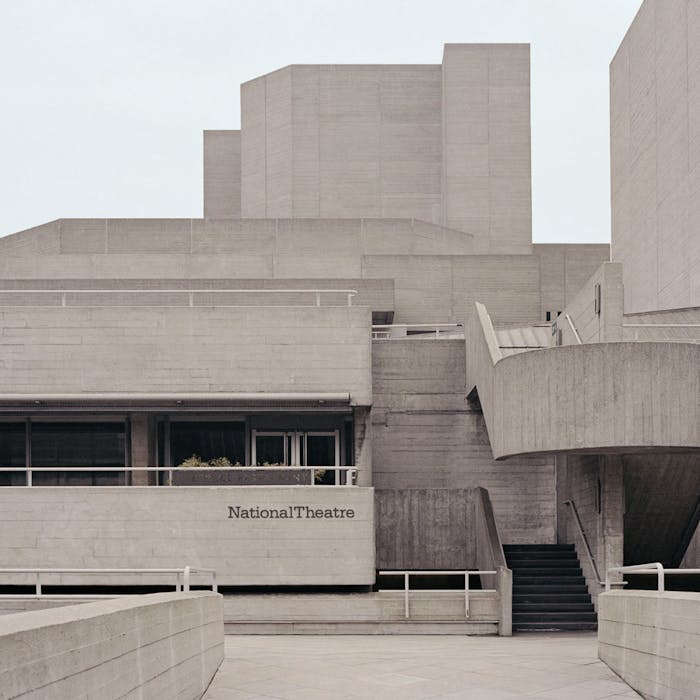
[598,590,700,700]
[224,621,499,635]
[0,591,224,700]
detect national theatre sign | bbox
[228,505,356,520]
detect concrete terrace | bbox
[203,634,640,699]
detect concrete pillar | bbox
[497,566,512,637]
[353,406,372,487]
[130,414,155,486]
[600,456,625,574]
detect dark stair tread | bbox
[514,595,592,603]
[514,622,598,632]
[504,544,574,551]
[510,569,583,577]
[513,611,597,621]
[508,559,581,567]
[513,603,594,612]
[506,551,578,560]
[513,586,588,593]
[513,576,587,585]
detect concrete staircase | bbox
[504,544,597,632]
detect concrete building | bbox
[0,31,698,639]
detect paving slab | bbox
[204,633,641,699]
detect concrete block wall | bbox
[599,591,700,700]
[442,44,532,254]
[611,0,700,313]
[241,65,443,222]
[203,130,241,218]
[372,339,556,545]
[0,487,375,586]
[533,244,611,322]
[0,305,372,404]
[558,262,624,345]
[0,592,223,700]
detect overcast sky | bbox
[0,0,642,242]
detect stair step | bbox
[508,566,583,577]
[514,621,598,632]
[508,559,580,567]
[513,576,587,586]
[513,603,594,613]
[506,551,578,560]
[513,585,588,594]
[504,544,574,552]
[513,611,597,622]
[514,594,592,603]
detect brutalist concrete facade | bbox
[0,34,698,624]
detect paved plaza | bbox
[203,633,640,699]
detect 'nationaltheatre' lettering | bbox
[228,505,355,520]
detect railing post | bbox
[347,293,352,307]
[211,571,217,593]
[464,571,470,618]
[183,566,191,593]
[404,572,410,619]
[315,292,321,307]
[168,468,173,487]
[26,467,32,487]
[175,570,181,592]
[658,565,665,593]
[35,571,41,599]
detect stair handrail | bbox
[564,500,602,585]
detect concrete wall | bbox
[0,305,372,404]
[534,244,611,322]
[241,65,443,222]
[372,339,556,545]
[0,591,223,700]
[611,0,700,313]
[558,263,624,345]
[203,130,241,218]
[598,590,700,700]
[0,487,375,586]
[442,44,531,254]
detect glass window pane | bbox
[305,435,335,466]
[255,435,286,466]
[0,423,26,486]
[31,423,125,468]
[171,422,245,467]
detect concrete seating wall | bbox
[0,591,224,700]
[598,590,700,700]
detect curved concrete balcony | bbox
[467,303,700,460]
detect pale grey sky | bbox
[0,0,641,242]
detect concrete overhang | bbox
[0,392,354,413]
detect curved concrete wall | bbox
[0,592,223,700]
[468,305,700,459]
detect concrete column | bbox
[497,566,512,637]
[130,414,155,486]
[600,456,624,574]
[353,406,372,487]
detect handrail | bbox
[0,566,217,599]
[372,323,463,339]
[0,288,358,307]
[564,500,602,585]
[564,314,583,344]
[605,563,700,593]
[377,570,497,619]
[0,465,358,487]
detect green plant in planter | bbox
[179,454,241,468]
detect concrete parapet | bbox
[0,591,223,700]
[598,590,700,700]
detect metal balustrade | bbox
[378,569,497,619]
[0,566,217,599]
[372,323,464,340]
[0,465,358,487]
[0,288,358,307]
[605,563,700,593]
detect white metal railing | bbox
[378,570,497,619]
[0,466,358,487]
[372,323,464,340]
[605,563,700,593]
[0,288,358,307]
[564,500,602,584]
[0,566,217,599]
[564,314,583,345]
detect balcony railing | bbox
[0,288,358,307]
[0,466,358,487]
[372,323,464,340]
